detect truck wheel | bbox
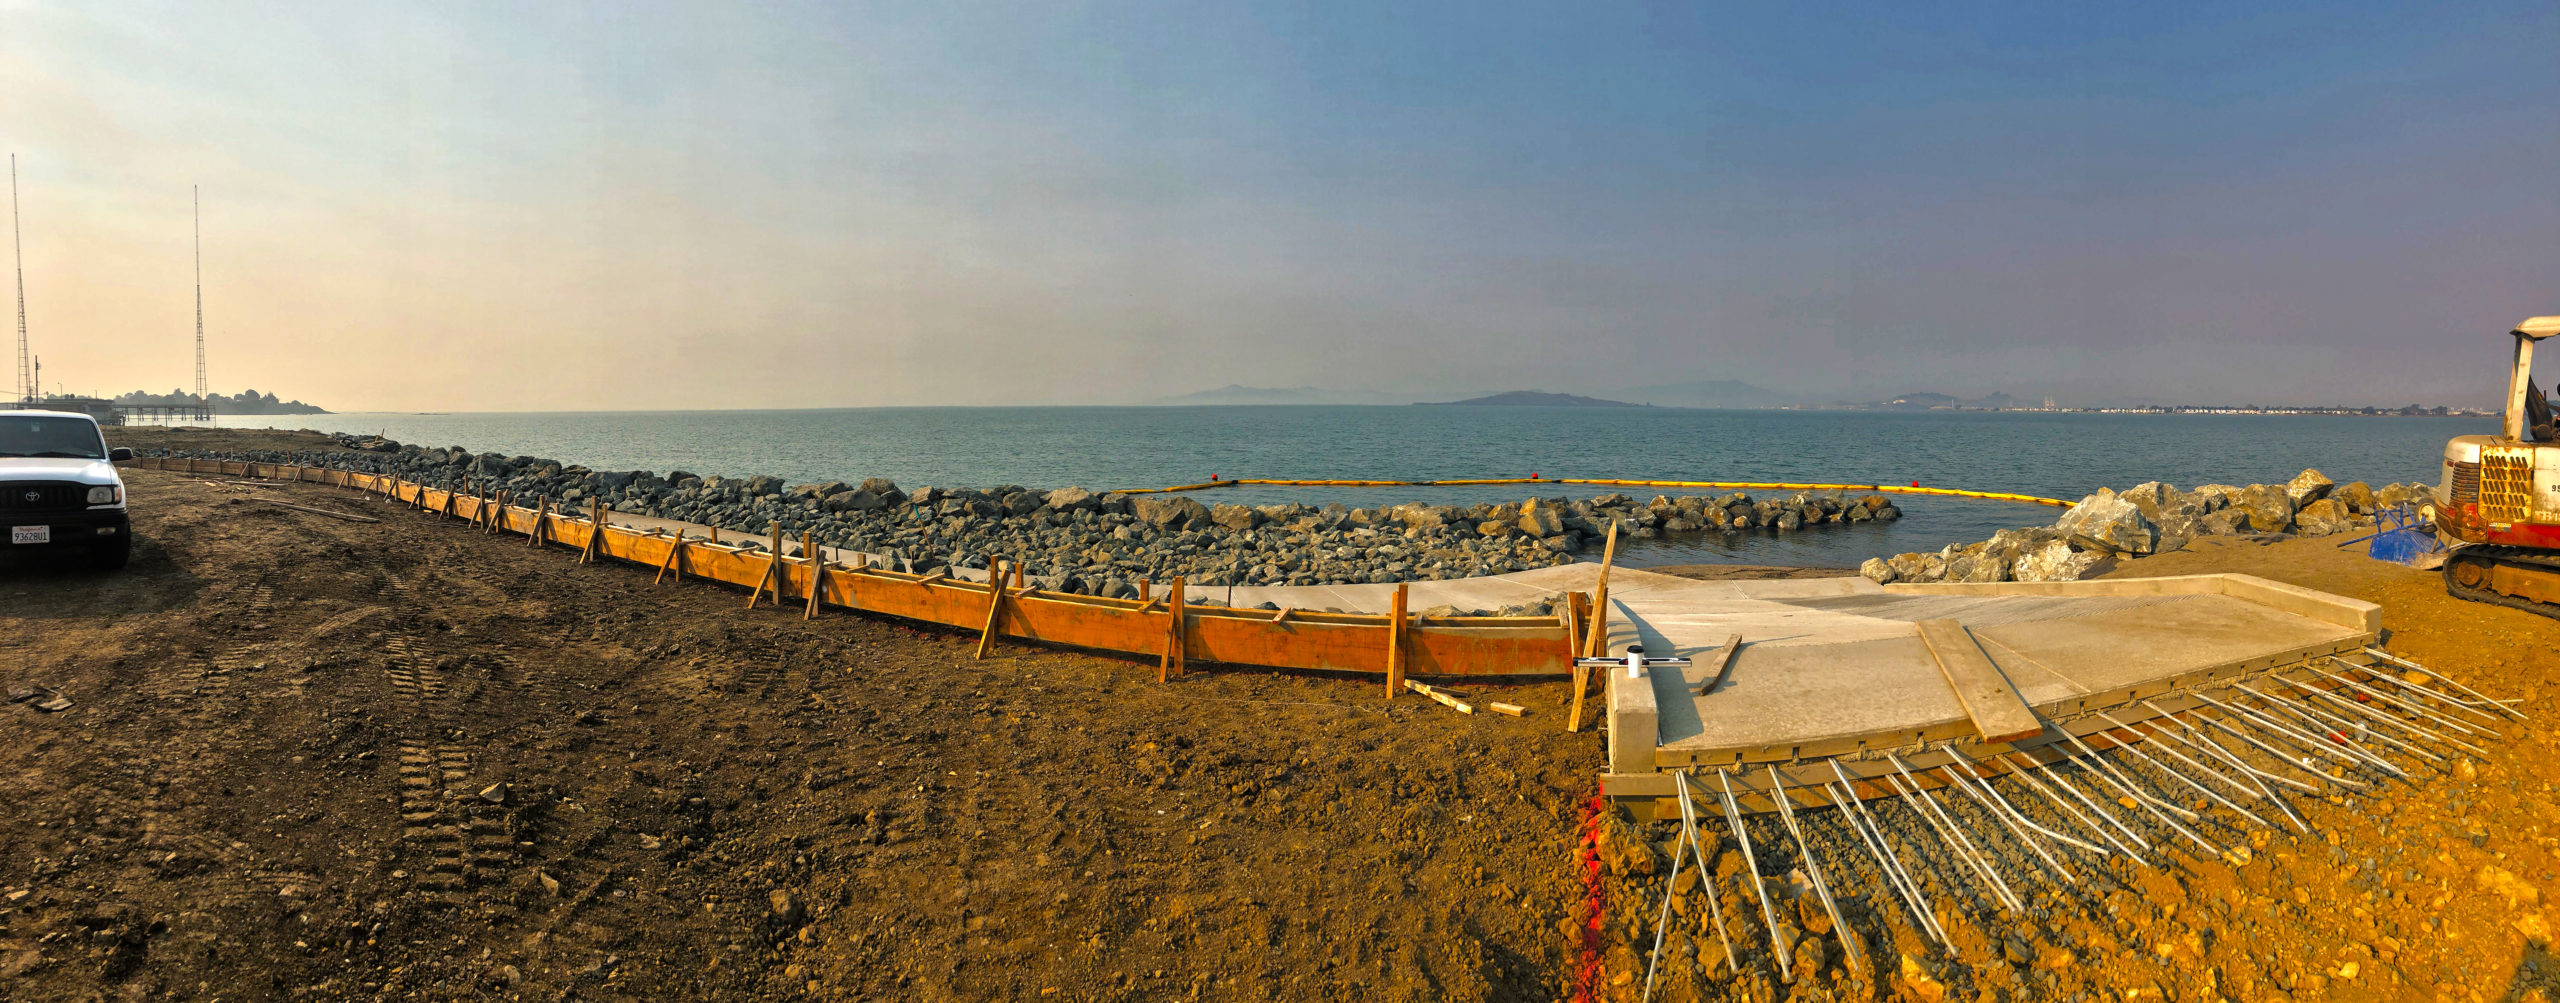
[93,534,131,571]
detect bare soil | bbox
[9,428,2560,1002]
[3,454,1593,1002]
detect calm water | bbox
[198,407,2478,569]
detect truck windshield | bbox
[0,415,108,459]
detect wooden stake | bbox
[580,499,607,563]
[803,531,825,620]
[529,496,551,547]
[1404,678,1473,714]
[746,521,784,609]
[1158,578,1186,682]
[655,532,687,585]
[1386,582,1410,699]
[1585,520,1620,658]
[1568,522,1621,733]
[1140,578,1153,603]
[974,560,1008,659]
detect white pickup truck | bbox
[1,409,134,570]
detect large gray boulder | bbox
[1885,551,1945,583]
[2284,469,2335,507]
[1210,503,1262,532]
[2201,508,2252,536]
[1859,557,1897,584]
[822,489,886,512]
[2332,481,2376,514]
[2012,541,2107,582]
[1132,495,1212,529]
[1044,486,1097,511]
[1393,505,1448,530]
[859,478,906,506]
[2190,485,2241,513]
[743,475,785,496]
[2118,481,2181,522]
[1945,550,2009,583]
[2293,497,2353,536]
[1518,506,1565,538]
[2237,484,2296,533]
[2152,502,2207,553]
[2054,489,2155,554]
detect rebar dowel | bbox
[1768,767,1862,975]
[1942,749,2106,860]
[2358,648,2525,720]
[1881,769,2022,913]
[2252,675,2426,762]
[2011,752,2151,856]
[2093,712,2275,827]
[1671,773,1742,973]
[1716,772,1793,982]
[2198,691,2399,779]
[2054,731,2226,856]
[1822,779,1944,947]
[2315,659,2498,738]
[1829,761,1946,945]
[1643,820,1690,1003]
[2233,683,2429,770]
[2003,755,2144,865]
[2179,721,2313,833]
[2163,703,2348,792]
[1919,752,2082,885]
[2287,677,2490,756]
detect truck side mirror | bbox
[109,447,134,462]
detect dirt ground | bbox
[7,428,2560,1002]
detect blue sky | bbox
[2,1,2554,409]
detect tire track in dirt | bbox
[371,559,524,907]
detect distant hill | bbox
[1613,379,1788,409]
[1153,385,1413,405]
[1418,390,1649,408]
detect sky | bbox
[1,1,2555,411]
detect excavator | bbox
[2437,315,2560,617]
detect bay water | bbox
[203,407,2479,569]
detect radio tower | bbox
[193,185,208,410]
[11,155,30,407]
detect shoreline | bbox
[111,428,1909,606]
[113,426,2436,596]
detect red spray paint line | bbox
[1571,791,1609,1003]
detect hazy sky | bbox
[3,1,2555,410]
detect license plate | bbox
[11,525,49,545]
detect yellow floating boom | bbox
[1112,476,2073,507]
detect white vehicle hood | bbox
[0,457,122,486]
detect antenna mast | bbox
[12,155,30,407]
[194,185,207,408]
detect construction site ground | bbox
[2,428,2556,1002]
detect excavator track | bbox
[2444,544,2560,621]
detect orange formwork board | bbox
[128,460,1575,677]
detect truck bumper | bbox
[5,509,130,550]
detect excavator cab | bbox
[2436,316,2560,615]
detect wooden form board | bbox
[1913,618,2045,744]
[140,459,1574,678]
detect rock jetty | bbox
[1859,469,2431,585]
[144,434,1901,597]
